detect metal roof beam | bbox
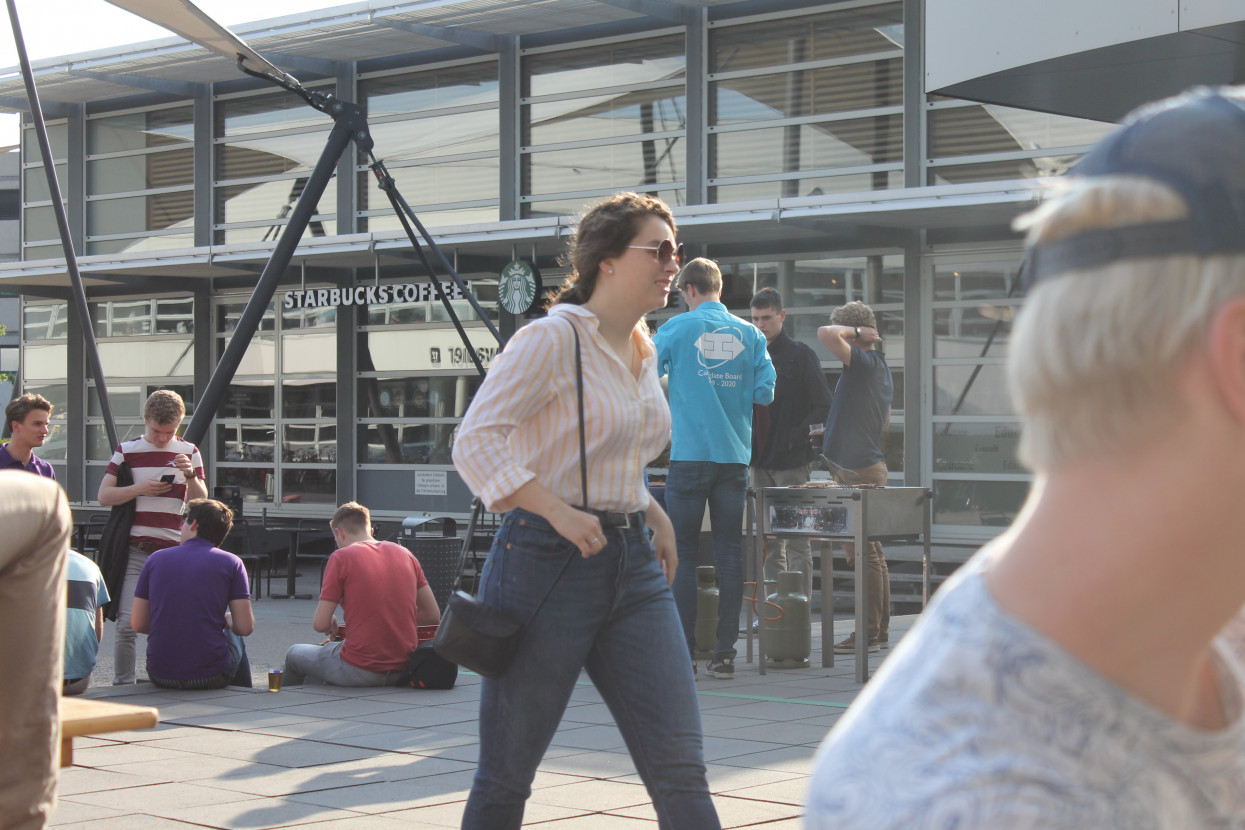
[0,96,71,117]
[591,0,690,24]
[371,15,502,52]
[66,67,201,98]
[259,51,344,78]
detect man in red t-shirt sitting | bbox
[283,501,440,686]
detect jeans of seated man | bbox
[665,460,748,662]
[0,472,70,830]
[284,640,405,687]
[148,630,251,690]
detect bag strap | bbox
[452,317,588,602]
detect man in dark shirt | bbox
[131,498,254,689]
[818,301,893,654]
[1,394,57,479]
[749,288,832,587]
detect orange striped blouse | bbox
[452,303,671,513]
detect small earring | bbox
[607,268,613,274]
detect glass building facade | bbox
[4,0,1115,542]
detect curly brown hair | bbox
[829,301,877,330]
[550,192,676,307]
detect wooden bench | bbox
[60,698,159,767]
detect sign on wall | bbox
[283,282,466,310]
[498,260,542,315]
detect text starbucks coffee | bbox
[283,281,465,310]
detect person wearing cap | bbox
[654,258,776,679]
[805,87,1245,827]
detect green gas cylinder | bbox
[761,570,811,669]
[694,565,718,659]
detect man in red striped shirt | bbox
[98,389,207,685]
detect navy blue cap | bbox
[1024,87,1245,288]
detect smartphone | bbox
[160,473,176,484]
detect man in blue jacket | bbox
[655,258,775,679]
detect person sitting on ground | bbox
[131,498,254,689]
[283,501,440,686]
[63,549,109,696]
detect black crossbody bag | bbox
[433,324,588,679]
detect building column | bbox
[335,284,356,504]
[902,231,923,486]
[684,6,708,206]
[499,36,521,221]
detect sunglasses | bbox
[627,240,685,267]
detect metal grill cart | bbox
[753,485,931,683]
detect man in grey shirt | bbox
[807,87,1245,828]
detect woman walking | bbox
[452,192,721,829]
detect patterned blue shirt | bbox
[807,552,1245,829]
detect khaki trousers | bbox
[835,462,890,641]
[0,472,70,830]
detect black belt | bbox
[578,507,646,530]
[135,540,171,554]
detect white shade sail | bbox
[102,0,298,88]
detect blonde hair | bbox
[330,501,371,535]
[678,257,722,295]
[1011,176,1245,471]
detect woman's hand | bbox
[646,498,678,585]
[548,502,607,557]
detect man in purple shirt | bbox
[1,394,57,479]
[132,498,254,689]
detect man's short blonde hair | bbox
[678,257,722,296]
[1011,175,1245,471]
[330,501,371,535]
[144,389,186,425]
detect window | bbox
[708,3,904,201]
[358,61,500,230]
[521,34,686,217]
[928,253,1029,533]
[925,97,1115,185]
[214,87,337,245]
[20,121,68,260]
[85,105,196,254]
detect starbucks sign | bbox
[499,260,542,315]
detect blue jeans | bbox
[665,461,747,662]
[149,630,251,690]
[461,508,720,830]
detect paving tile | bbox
[50,813,204,830]
[546,723,630,752]
[101,755,254,784]
[155,796,370,829]
[351,706,480,730]
[719,775,809,805]
[701,736,795,763]
[315,727,480,755]
[380,799,584,827]
[286,769,477,814]
[712,744,818,775]
[266,697,418,719]
[535,814,654,828]
[49,800,129,826]
[57,766,164,796]
[527,778,652,812]
[164,710,324,731]
[247,719,403,742]
[537,749,638,779]
[67,782,255,812]
[70,743,203,768]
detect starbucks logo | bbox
[499,260,541,315]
